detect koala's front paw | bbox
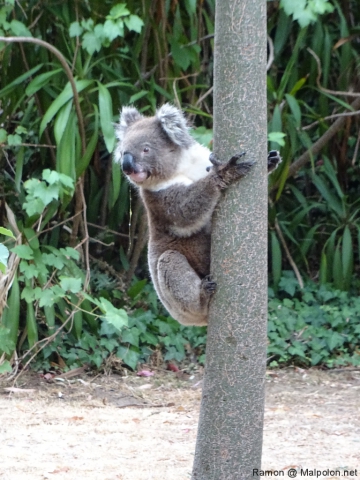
[213,151,255,189]
[268,150,282,173]
[201,275,217,296]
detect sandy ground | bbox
[0,368,359,480]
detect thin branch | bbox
[271,95,360,191]
[302,109,360,130]
[307,47,360,98]
[274,219,304,289]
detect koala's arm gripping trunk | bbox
[146,176,222,230]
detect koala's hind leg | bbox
[157,250,215,326]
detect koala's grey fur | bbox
[114,104,277,326]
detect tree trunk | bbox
[192,1,268,479]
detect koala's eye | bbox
[143,147,150,153]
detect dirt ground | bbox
[0,368,359,480]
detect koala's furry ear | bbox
[156,103,193,149]
[115,106,143,142]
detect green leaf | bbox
[0,227,15,238]
[124,15,144,33]
[56,112,77,181]
[11,244,34,260]
[76,105,99,178]
[82,30,102,55]
[7,134,22,146]
[39,79,92,137]
[54,100,73,146]
[108,4,130,19]
[0,128,7,143]
[121,327,140,347]
[59,247,80,260]
[103,19,124,41]
[69,21,83,37]
[25,69,62,97]
[285,94,302,127]
[59,276,83,293]
[0,64,43,98]
[10,19,32,37]
[0,244,9,273]
[170,40,191,70]
[0,360,12,374]
[268,131,286,147]
[98,83,115,153]
[129,90,148,104]
[116,345,139,370]
[99,297,128,331]
[26,302,38,348]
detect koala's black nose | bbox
[122,152,135,174]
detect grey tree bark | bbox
[192,1,268,479]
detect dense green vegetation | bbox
[0,0,359,373]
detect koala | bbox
[114,104,281,326]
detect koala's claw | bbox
[228,151,247,165]
[209,152,222,167]
[202,275,217,295]
[268,150,282,173]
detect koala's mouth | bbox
[128,171,149,183]
[124,167,149,183]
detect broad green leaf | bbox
[0,360,12,374]
[170,40,191,70]
[121,327,140,347]
[11,244,34,260]
[59,276,83,293]
[19,260,40,280]
[25,68,62,96]
[98,83,115,153]
[124,15,144,33]
[108,4,130,19]
[99,297,128,331]
[76,105,99,178]
[116,345,139,370]
[10,19,32,37]
[268,131,286,147]
[39,79,92,137]
[103,19,124,41]
[82,30,102,55]
[333,244,343,290]
[59,247,80,260]
[285,94,301,127]
[319,251,328,284]
[69,21,83,37]
[7,134,22,146]
[56,112,77,181]
[0,65,42,97]
[54,100,73,146]
[0,128,7,143]
[0,227,15,238]
[26,302,38,348]
[311,173,344,218]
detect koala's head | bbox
[114,104,194,188]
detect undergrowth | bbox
[268,272,360,368]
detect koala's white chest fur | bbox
[148,142,212,192]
